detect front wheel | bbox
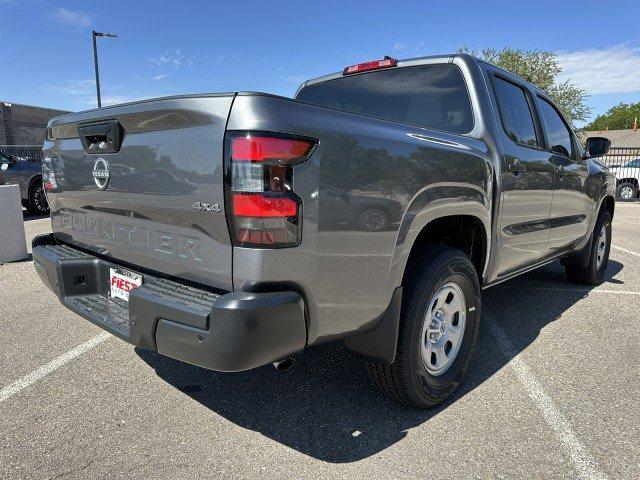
[565,211,612,285]
[366,245,481,408]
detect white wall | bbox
[0,185,27,263]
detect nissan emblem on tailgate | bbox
[92,158,110,190]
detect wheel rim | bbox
[596,225,608,270]
[33,186,48,213]
[420,282,467,376]
[360,210,385,230]
[619,186,633,199]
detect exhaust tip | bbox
[272,357,295,372]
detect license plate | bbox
[109,268,143,302]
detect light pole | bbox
[92,30,117,108]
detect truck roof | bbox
[297,53,548,100]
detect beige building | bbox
[580,128,640,149]
[579,128,640,166]
[1,101,70,146]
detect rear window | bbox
[296,64,473,134]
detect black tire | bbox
[565,211,612,285]
[357,208,389,231]
[366,245,481,408]
[616,182,637,200]
[27,180,49,216]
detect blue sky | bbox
[2,0,640,126]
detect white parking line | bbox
[502,285,640,296]
[317,253,391,257]
[489,322,607,480]
[590,289,640,295]
[510,286,640,296]
[612,245,640,258]
[0,332,111,403]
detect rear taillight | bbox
[43,164,57,192]
[226,132,316,248]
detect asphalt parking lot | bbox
[1,204,639,480]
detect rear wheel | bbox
[366,245,481,408]
[565,211,612,285]
[616,182,637,200]
[27,180,49,215]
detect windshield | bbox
[296,64,473,134]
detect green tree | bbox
[584,102,640,130]
[459,47,590,127]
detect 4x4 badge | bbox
[192,202,221,213]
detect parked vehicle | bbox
[33,54,615,408]
[609,158,640,199]
[0,148,49,215]
[320,185,402,231]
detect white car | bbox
[609,158,640,199]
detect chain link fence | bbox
[0,145,43,163]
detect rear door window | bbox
[492,76,539,148]
[296,64,474,134]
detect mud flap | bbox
[344,287,402,365]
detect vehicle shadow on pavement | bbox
[10,253,33,263]
[22,211,48,222]
[136,260,623,463]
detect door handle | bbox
[508,161,527,174]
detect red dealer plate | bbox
[109,268,143,302]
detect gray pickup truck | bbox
[33,54,615,408]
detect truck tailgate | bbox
[43,94,235,291]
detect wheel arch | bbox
[403,214,488,284]
[601,194,615,219]
[616,177,639,187]
[390,198,491,289]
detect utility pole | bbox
[92,30,117,108]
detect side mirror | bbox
[585,137,611,158]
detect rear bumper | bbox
[32,234,307,372]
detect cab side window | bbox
[537,98,573,158]
[492,76,539,148]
